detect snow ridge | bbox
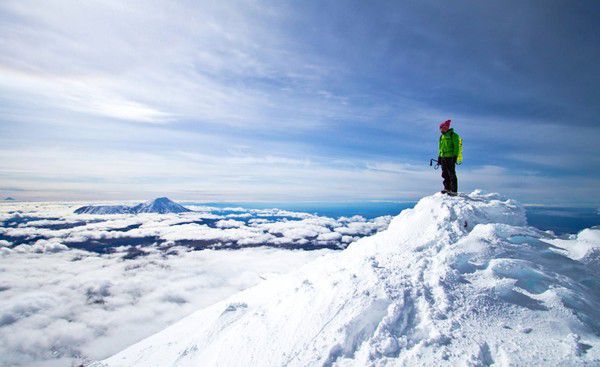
[94,191,600,366]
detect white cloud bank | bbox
[0,246,328,367]
[0,201,393,250]
[0,200,395,366]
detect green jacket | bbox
[439,129,460,158]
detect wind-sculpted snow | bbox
[95,191,600,366]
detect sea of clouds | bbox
[0,202,392,253]
[0,201,392,366]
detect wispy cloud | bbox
[0,1,350,127]
[1,144,597,205]
[0,1,598,204]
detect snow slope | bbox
[93,191,600,366]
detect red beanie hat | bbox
[439,119,451,131]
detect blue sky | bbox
[0,1,598,205]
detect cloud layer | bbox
[0,201,392,252]
[0,245,328,367]
[0,200,395,366]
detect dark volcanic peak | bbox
[74,197,191,215]
[3,197,15,201]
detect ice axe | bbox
[429,158,440,170]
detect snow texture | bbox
[95,191,600,366]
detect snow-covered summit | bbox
[74,197,190,215]
[94,191,600,366]
[131,197,191,214]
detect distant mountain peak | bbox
[74,197,191,215]
[133,197,191,214]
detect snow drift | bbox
[93,191,600,366]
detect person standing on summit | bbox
[438,119,462,195]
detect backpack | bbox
[456,134,463,165]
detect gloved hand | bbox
[438,156,442,163]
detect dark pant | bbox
[440,157,457,192]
